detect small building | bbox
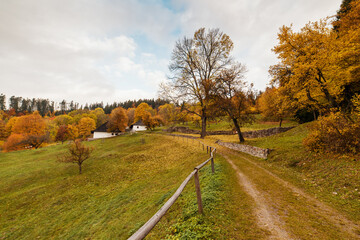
[130,120,147,132]
[91,122,121,139]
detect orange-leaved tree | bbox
[3,134,26,152]
[9,112,49,149]
[107,107,128,132]
[12,112,46,136]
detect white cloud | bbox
[0,0,342,105]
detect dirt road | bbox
[221,150,360,240]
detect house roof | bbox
[92,122,120,133]
[133,120,146,126]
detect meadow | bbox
[0,133,265,239]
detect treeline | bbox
[0,100,207,152]
[0,93,169,115]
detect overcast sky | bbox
[0,0,341,105]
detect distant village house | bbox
[92,122,121,139]
[130,120,147,132]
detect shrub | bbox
[3,134,26,152]
[303,112,360,154]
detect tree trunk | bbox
[279,118,283,127]
[200,115,207,139]
[79,163,82,174]
[232,118,245,142]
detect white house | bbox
[91,122,121,139]
[130,120,147,132]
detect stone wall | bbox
[163,126,200,134]
[216,140,270,159]
[242,127,294,138]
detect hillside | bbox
[0,133,265,239]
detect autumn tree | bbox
[158,103,176,125]
[271,6,360,113]
[67,125,79,140]
[126,108,135,125]
[5,117,18,137]
[90,108,109,127]
[56,125,70,143]
[134,103,162,130]
[271,20,340,113]
[59,140,94,174]
[214,64,254,142]
[107,107,128,132]
[134,103,153,122]
[3,134,26,152]
[332,0,360,110]
[78,117,96,139]
[0,120,6,140]
[162,28,234,138]
[9,112,49,149]
[54,115,73,126]
[257,87,292,127]
[22,133,50,149]
[12,112,46,136]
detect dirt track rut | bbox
[221,151,360,240]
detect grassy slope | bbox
[0,133,266,239]
[171,115,298,132]
[212,124,360,222]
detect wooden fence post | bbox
[194,170,203,214]
[209,147,212,155]
[211,157,215,173]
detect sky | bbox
[0,0,342,106]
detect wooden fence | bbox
[128,135,216,240]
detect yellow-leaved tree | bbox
[78,117,96,139]
[257,87,292,127]
[134,102,162,130]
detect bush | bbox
[3,134,26,152]
[303,112,360,154]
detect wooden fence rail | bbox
[128,135,216,240]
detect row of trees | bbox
[0,94,169,116]
[1,99,218,151]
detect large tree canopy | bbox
[270,3,360,114]
[163,28,234,138]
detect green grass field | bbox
[171,115,298,132]
[0,133,265,239]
